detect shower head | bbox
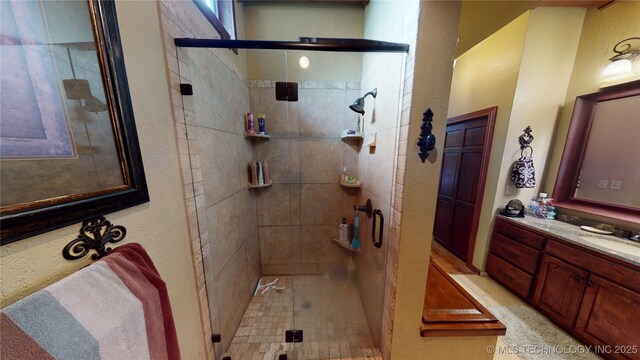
[349,88,378,115]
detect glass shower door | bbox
[285,49,405,359]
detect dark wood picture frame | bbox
[0,0,149,244]
[553,80,640,223]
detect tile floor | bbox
[223,275,382,360]
[452,274,600,360]
[224,270,596,360]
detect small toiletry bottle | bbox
[257,161,264,185]
[339,218,349,242]
[250,161,258,185]
[246,113,255,134]
[341,166,348,182]
[356,116,361,134]
[262,160,270,184]
[546,205,556,220]
[258,114,266,134]
[537,192,548,219]
[528,198,538,214]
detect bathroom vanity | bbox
[487,215,640,360]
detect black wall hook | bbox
[417,108,436,162]
[62,216,126,260]
[518,126,534,149]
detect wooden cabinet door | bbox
[533,255,588,328]
[575,275,640,360]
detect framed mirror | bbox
[553,80,640,223]
[0,0,149,244]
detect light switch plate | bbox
[610,180,622,190]
[505,184,515,196]
[598,180,609,189]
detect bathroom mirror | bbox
[0,0,149,244]
[553,80,640,223]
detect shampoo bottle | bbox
[339,218,349,242]
[262,160,270,184]
[257,161,264,185]
[246,113,255,134]
[258,114,266,134]
[250,161,258,185]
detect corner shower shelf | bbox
[244,132,271,140]
[341,132,364,141]
[339,179,361,189]
[330,237,360,252]
[248,181,272,189]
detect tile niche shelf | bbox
[339,179,361,189]
[244,132,270,140]
[341,132,364,141]
[330,237,360,253]
[248,181,272,189]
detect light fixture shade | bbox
[602,59,634,82]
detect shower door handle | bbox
[372,209,384,249]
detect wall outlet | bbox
[610,180,622,190]
[598,180,609,189]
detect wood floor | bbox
[421,254,506,337]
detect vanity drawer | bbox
[546,239,640,293]
[490,233,540,274]
[494,218,545,250]
[486,253,533,299]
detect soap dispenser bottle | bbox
[351,210,360,249]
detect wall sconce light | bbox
[602,37,640,82]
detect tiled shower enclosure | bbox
[177,47,404,359]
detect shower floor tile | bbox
[223,275,383,360]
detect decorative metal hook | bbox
[417,108,436,163]
[610,37,640,61]
[62,216,127,260]
[518,126,534,150]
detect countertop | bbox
[497,215,640,267]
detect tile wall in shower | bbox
[249,80,363,275]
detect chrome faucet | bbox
[623,231,640,242]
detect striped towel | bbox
[1,243,180,360]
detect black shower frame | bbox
[174,37,409,53]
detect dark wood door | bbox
[433,108,496,265]
[575,275,640,360]
[533,254,588,328]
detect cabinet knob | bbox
[572,273,582,282]
[586,279,594,287]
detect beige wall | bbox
[387,1,499,359]
[448,7,585,271]
[456,0,535,57]
[544,1,640,230]
[447,13,529,271]
[242,3,363,81]
[0,1,207,358]
[157,0,262,357]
